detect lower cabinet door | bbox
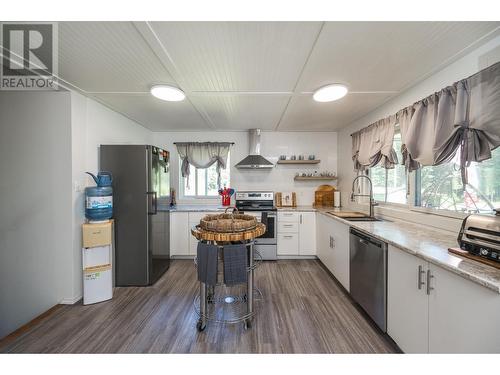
[299,212,316,256]
[316,214,329,264]
[329,219,350,291]
[387,245,429,353]
[428,263,500,353]
[277,233,299,255]
[169,212,189,256]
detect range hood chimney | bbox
[235,129,274,169]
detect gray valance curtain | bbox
[352,115,398,171]
[352,61,500,184]
[175,142,232,188]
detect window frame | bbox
[179,153,231,200]
[369,128,409,208]
[368,134,497,219]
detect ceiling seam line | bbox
[274,21,325,131]
[132,21,217,131]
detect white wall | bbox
[154,131,338,206]
[68,92,152,303]
[0,91,73,338]
[337,35,500,232]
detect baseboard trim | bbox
[0,304,63,348]
[277,255,318,260]
[60,295,82,305]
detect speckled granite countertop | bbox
[316,208,500,294]
[158,204,228,212]
[277,206,318,212]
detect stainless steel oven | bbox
[235,191,277,260]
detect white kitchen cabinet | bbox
[428,263,500,353]
[277,233,299,255]
[315,214,349,291]
[277,210,316,256]
[387,245,429,353]
[299,212,316,256]
[387,244,500,353]
[278,221,299,233]
[316,213,330,264]
[278,211,299,222]
[328,218,350,291]
[169,212,189,256]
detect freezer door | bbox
[100,145,149,286]
[148,147,170,284]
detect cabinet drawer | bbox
[277,233,299,255]
[278,221,299,233]
[278,211,299,222]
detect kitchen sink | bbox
[344,217,384,222]
[326,211,388,222]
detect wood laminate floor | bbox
[1,260,398,353]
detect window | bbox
[415,147,500,214]
[181,153,230,198]
[370,132,407,204]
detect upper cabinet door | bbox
[428,263,500,353]
[387,245,429,353]
[299,212,316,256]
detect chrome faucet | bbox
[351,175,378,218]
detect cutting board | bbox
[313,185,335,207]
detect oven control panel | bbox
[235,191,274,201]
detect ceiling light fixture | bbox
[150,85,186,102]
[313,84,348,102]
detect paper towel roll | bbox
[334,191,341,207]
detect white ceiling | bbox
[55,21,500,132]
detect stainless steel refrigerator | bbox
[100,145,170,286]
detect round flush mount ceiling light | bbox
[150,85,186,102]
[313,84,348,102]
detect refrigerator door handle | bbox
[147,191,158,215]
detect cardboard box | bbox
[82,221,112,248]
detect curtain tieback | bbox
[458,124,470,187]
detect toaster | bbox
[458,209,500,262]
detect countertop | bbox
[316,207,500,294]
[158,204,228,212]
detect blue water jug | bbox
[85,172,113,222]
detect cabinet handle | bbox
[426,269,434,295]
[418,265,425,290]
[283,224,294,227]
[283,235,294,239]
[283,213,293,216]
[300,214,302,224]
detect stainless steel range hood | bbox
[235,129,274,169]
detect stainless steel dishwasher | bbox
[349,228,387,332]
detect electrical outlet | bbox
[74,181,83,193]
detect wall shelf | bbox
[294,176,337,181]
[277,159,320,164]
